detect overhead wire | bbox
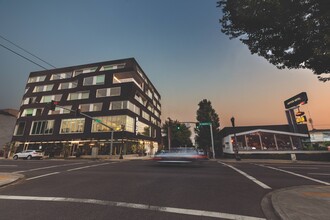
[0,43,48,70]
[0,34,56,69]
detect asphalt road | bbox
[0,159,329,220]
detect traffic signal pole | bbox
[209,124,215,159]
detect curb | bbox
[261,192,281,220]
[0,173,25,188]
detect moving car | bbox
[152,148,207,164]
[13,150,43,160]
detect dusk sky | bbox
[0,0,329,129]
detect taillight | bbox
[152,157,162,161]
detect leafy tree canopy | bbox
[217,0,330,82]
[195,99,220,152]
[162,118,193,149]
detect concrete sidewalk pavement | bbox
[0,172,24,188]
[269,185,330,220]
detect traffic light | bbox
[49,100,59,111]
[296,111,305,117]
[195,123,200,129]
[176,124,181,130]
[296,116,307,124]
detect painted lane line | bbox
[67,163,110,171]
[279,167,319,170]
[26,172,60,180]
[218,162,271,189]
[13,162,86,173]
[0,195,266,220]
[308,173,330,176]
[256,164,330,186]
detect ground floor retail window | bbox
[60,118,85,134]
[91,115,134,133]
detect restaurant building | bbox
[220,124,310,156]
[11,58,161,157]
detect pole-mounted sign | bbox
[284,92,308,109]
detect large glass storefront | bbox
[12,139,158,158]
[228,130,307,152]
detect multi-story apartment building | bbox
[11,58,161,157]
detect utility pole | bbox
[231,117,241,161]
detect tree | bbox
[162,118,193,149]
[195,99,221,156]
[217,0,330,82]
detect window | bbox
[95,75,105,85]
[154,93,159,101]
[110,87,121,96]
[83,76,93,86]
[67,91,89,100]
[110,101,126,110]
[40,94,62,103]
[79,103,103,112]
[83,75,105,86]
[14,121,26,136]
[33,84,54,93]
[22,97,36,105]
[96,88,107,98]
[154,110,160,118]
[59,81,77,90]
[129,103,140,115]
[21,108,43,117]
[28,75,46,83]
[91,115,134,133]
[60,118,85,134]
[73,67,97,76]
[136,121,150,137]
[142,111,150,121]
[41,95,52,103]
[110,101,140,115]
[100,63,126,71]
[50,72,72,80]
[96,87,121,98]
[30,120,54,135]
[146,89,153,99]
[113,72,144,90]
[92,103,102,111]
[147,105,154,113]
[135,93,147,106]
[49,106,71,115]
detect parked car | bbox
[13,150,43,160]
[152,148,208,164]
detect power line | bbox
[0,34,56,68]
[0,43,48,70]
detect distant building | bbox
[219,124,309,155]
[11,58,161,157]
[0,109,18,151]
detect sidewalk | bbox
[267,185,330,220]
[0,172,24,188]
